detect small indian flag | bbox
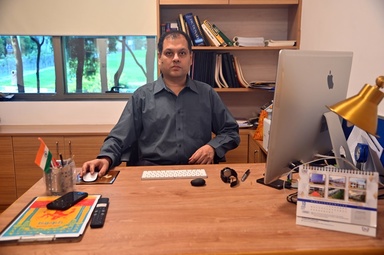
[35,137,53,173]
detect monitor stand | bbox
[323,111,353,168]
[256,177,291,190]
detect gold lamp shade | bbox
[327,76,384,137]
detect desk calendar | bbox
[296,165,379,237]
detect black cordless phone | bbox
[46,191,88,210]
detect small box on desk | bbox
[263,118,271,151]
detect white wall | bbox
[300,0,384,116]
[1,0,383,125]
[0,101,126,125]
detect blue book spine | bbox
[183,13,205,46]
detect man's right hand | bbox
[81,157,111,177]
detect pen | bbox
[59,153,64,167]
[241,169,250,182]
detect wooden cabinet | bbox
[0,137,17,211]
[248,135,267,163]
[222,133,248,163]
[158,0,301,86]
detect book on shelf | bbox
[249,83,275,90]
[203,19,227,47]
[221,52,236,88]
[0,195,101,242]
[230,54,240,87]
[232,56,250,88]
[165,22,178,33]
[160,23,166,35]
[296,165,379,237]
[248,80,276,90]
[194,15,209,46]
[214,54,225,88]
[211,24,233,46]
[178,14,194,46]
[265,39,296,47]
[190,51,216,87]
[201,23,221,47]
[200,23,220,47]
[178,13,187,34]
[233,36,265,47]
[217,54,229,88]
[215,52,241,88]
[183,12,205,46]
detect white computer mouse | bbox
[82,172,98,182]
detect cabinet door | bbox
[12,136,64,197]
[248,136,267,163]
[0,137,17,211]
[223,134,248,163]
[63,136,107,167]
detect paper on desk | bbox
[236,120,253,129]
[347,126,383,165]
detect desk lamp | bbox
[327,76,384,170]
[328,76,384,137]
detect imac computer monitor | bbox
[263,50,353,185]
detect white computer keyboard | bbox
[141,169,207,180]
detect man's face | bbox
[158,35,192,79]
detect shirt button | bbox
[177,127,181,131]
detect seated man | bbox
[81,30,239,177]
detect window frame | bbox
[7,36,157,101]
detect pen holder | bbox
[44,160,76,196]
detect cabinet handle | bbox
[253,150,258,162]
[55,141,60,159]
[68,140,72,158]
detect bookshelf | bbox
[158,0,302,118]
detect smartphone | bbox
[46,191,88,210]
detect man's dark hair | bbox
[157,30,192,54]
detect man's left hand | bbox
[188,145,215,164]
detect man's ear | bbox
[189,52,193,65]
[157,53,162,65]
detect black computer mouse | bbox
[191,178,206,187]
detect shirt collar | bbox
[154,75,199,95]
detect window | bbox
[0,35,157,100]
[0,36,55,93]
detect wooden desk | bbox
[0,164,383,255]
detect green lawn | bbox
[0,50,156,93]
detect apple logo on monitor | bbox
[327,70,334,89]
